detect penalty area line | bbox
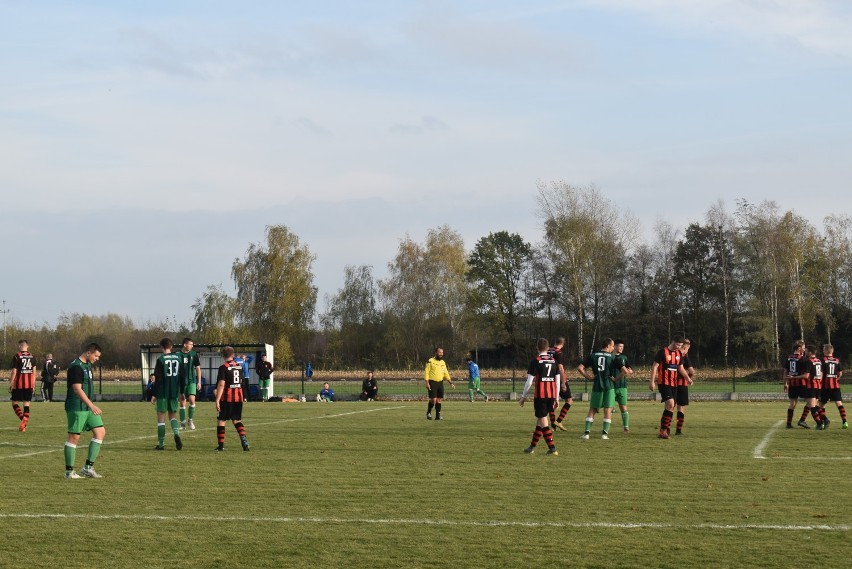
[753,420,784,459]
[1,513,849,532]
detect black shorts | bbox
[534,397,557,419]
[218,401,243,422]
[787,384,805,400]
[820,388,843,404]
[427,382,445,399]
[800,386,818,400]
[560,385,573,401]
[658,384,675,402]
[675,385,689,406]
[11,388,33,402]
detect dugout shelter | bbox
[139,342,274,401]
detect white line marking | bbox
[753,420,784,459]
[0,406,405,460]
[0,513,848,532]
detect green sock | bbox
[479,390,488,398]
[622,411,629,428]
[87,438,102,464]
[188,405,196,420]
[469,390,474,402]
[157,423,166,445]
[179,407,186,422]
[64,443,76,470]
[170,418,180,436]
[602,419,611,434]
[585,419,593,433]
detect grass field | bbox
[1,400,849,568]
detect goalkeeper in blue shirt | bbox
[466,357,488,402]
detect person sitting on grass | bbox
[318,383,336,402]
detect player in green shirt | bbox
[178,337,202,430]
[64,343,105,479]
[152,338,185,450]
[612,339,634,432]
[578,337,625,440]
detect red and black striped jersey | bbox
[821,356,842,389]
[805,356,823,389]
[217,360,245,403]
[654,348,682,387]
[11,351,36,390]
[784,354,807,387]
[677,354,693,386]
[527,354,559,399]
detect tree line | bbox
[6,183,852,371]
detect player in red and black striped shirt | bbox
[803,345,829,429]
[819,344,846,428]
[784,340,809,428]
[649,335,691,439]
[214,346,250,452]
[549,337,571,431]
[10,340,36,432]
[519,338,560,455]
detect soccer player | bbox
[41,352,60,403]
[152,338,184,450]
[424,347,455,420]
[803,345,829,430]
[519,338,559,455]
[820,344,847,429]
[579,337,625,440]
[466,356,488,402]
[10,339,36,432]
[214,346,250,452]
[64,343,106,479]
[649,335,691,439]
[178,337,202,430]
[783,340,809,428]
[612,339,634,432]
[549,337,571,431]
[255,353,273,401]
[675,339,696,435]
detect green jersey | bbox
[582,351,623,392]
[154,353,184,399]
[612,354,630,389]
[65,357,95,412]
[179,349,200,387]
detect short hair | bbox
[806,344,817,355]
[793,340,805,350]
[182,337,193,344]
[682,338,692,346]
[614,338,624,345]
[554,337,566,347]
[672,335,685,344]
[222,346,235,359]
[823,343,834,354]
[84,342,101,353]
[18,339,28,346]
[465,356,472,362]
[537,338,549,352]
[600,337,614,350]
[434,346,444,353]
[159,338,174,350]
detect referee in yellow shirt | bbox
[424,347,455,420]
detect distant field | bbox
[0,400,848,568]
[2,366,785,399]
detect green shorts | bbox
[183,382,198,397]
[468,377,481,390]
[258,378,271,388]
[156,397,180,413]
[614,387,628,406]
[66,410,104,434]
[589,389,616,410]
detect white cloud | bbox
[589,0,852,59]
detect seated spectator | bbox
[360,371,378,401]
[317,383,335,402]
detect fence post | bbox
[98,362,103,396]
[511,359,516,393]
[301,363,305,396]
[732,360,737,393]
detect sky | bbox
[2,1,851,327]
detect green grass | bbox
[1,400,849,568]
